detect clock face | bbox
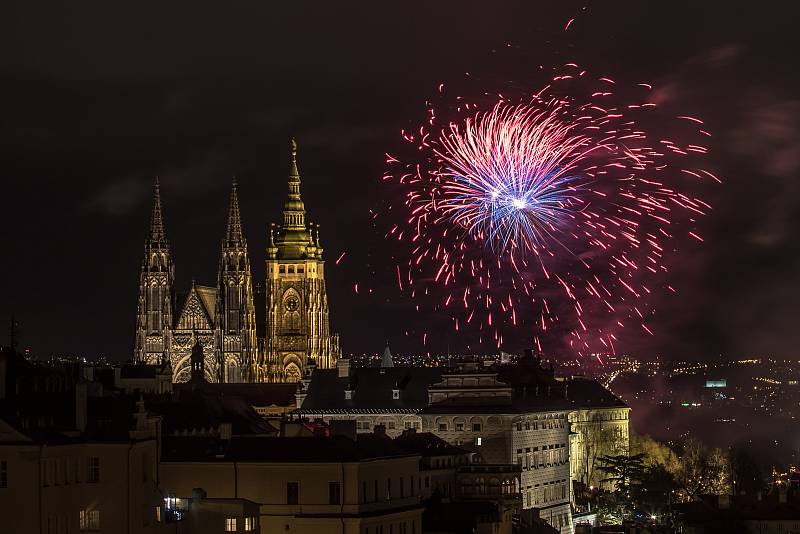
[285,296,299,312]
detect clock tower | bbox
[263,140,339,382]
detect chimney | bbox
[330,419,356,440]
[75,381,87,433]
[337,358,351,378]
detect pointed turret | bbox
[274,139,312,260]
[382,342,394,368]
[225,178,244,246]
[218,178,256,383]
[149,177,167,244]
[134,177,174,368]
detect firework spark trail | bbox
[384,65,716,357]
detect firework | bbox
[384,66,717,357]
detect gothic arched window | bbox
[282,290,301,332]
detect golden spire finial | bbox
[290,138,297,162]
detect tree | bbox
[674,439,731,501]
[596,452,647,521]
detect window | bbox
[363,481,368,503]
[288,266,295,274]
[0,460,6,488]
[155,506,162,523]
[388,421,396,430]
[329,482,342,505]
[245,516,258,531]
[87,457,100,483]
[476,437,482,446]
[472,423,482,432]
[225,517,237,532]
[387,478,392,500]
[516,422,522,431]
[375,480,379,502]
[400,477,405,497]
[404,421,412,430]
[287,482,299,505]
[455,422,464,431]
[438,423,447,432]
[279,265,285,273]
[79,510,99,532]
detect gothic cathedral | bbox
[133,140,340,382]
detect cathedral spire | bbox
[283,138,306,230]
[225,177,244,246]
[149,177,167,243]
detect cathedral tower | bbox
[264,140,339,381]
[215,179,257,382]
[134,178,174,365]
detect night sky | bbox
[3,1,800,362]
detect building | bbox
[159,433,424,534]
[133,140,339,383]
[419,360,573,534]
[561,376,630,491]
[163,488,261,534]
[297,353,576,534]
[296,358,443,437]
[0,352,167,534]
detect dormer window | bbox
[345,389,353,400]
[392,389,400,400]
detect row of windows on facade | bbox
[523,479,569,507]
[515,416,567,432]
[356,421,421,431]
[38,456,106,486]
[225,516,259,532]
[364,521,416,534]
[439,421,487,432]
[285,474,429,506]
[24,456,152,487]
[516,443,568,470]
[276,264,314,274]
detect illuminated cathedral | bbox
[133,140,340,382]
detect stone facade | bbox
[133,141,338,383]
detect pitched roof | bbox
[393,431,469,457]
[561,377,628,409]
[298,367,444,413]
[161,434,419,463]
[174,382,297,408]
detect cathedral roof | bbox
[175,284,218,330]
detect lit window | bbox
[225,517,237,532]
[476,437,482,446]
[155,506,162,523]
[80,510,100,531]
[87,457,100,483]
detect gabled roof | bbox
[175,284,217,330]
[299,367,445,412]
